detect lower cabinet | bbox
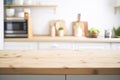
[4,42,119,50]
[38,42,111,50]
[0,75,65,80]
[38,42,74,50]
[0,75,120,80]
[67,75,120,80]
[73,43,110,50]
[4,42,38,50]
[111,43,120,50]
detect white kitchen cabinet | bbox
[38,42,110,50]
[0,75,65,80]
[0,0,3,50]
[4,42,111,50]
[38,42,74,50]
[67,75,120,80]
[111,43,120,50]
[73,43,111,50]
[4,42,38,50]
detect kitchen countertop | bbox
[4,35,120,43]
[0,50,120,74]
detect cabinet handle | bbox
[51,44,59,48]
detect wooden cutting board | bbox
[49,20,67,36]
[72,14,88,37]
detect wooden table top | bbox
[0,50,120,74]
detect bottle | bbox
[74,26,82,37]
[50,26,56,37]
[104,29,112,38]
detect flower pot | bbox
[58,30,64,37]
[6,8,15,17]
[89,32,99,38]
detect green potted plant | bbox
[88,28,100,38]
[58,27,64,37]
[113,26,120,38]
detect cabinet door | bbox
[39,42,73,50]
[67,75,120,80]
[0,75,65,80]
[4,42,38,50]
[0,0,3,50]
[73,43,110,50]
[111,43,120,50]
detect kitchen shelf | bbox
[4,4,58,7]
[4,4,58,14]
[114,5,120,14]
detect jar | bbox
[13,0,24,5]
[6,8,15,17]
[104,29,112,38]
[74,26,82,37]
[24,0,32,5]
[58,30,64,37]
[5,0,13,4]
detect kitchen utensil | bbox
[72,13,88,37]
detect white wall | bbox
[0,0,3,50]
[30,0,120,36]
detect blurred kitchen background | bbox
[29,0,120,36]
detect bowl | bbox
[88,32,99,38]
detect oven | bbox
[4,18,28,38]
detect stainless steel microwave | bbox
[4,18,28,38]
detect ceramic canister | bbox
[6,8,15,17]
[13,0,24,5]
[24,0,32,5]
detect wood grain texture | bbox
[72,14,88,37]
[72,22,88,37]
[0,50,120,74]
[25,13,33,38]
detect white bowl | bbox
[17,12,24,17]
